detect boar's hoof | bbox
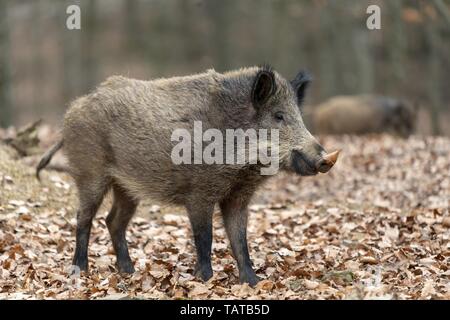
[117,261,135,274]
[194,264,213,282]
[72,258,88,273]
[239,272,262,287]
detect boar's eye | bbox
[274,111,285,122]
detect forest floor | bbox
[0,132,449,299]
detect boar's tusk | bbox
[323,149,340,165]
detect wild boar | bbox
[312,95,416,137]
[36,66,339,286]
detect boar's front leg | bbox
[186,202,214,282]
[220,194,261,287]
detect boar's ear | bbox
[291,70,312,105]
[252,69,276,107]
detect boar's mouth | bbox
[291,150,319,176]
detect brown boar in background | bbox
[311,95,417,137]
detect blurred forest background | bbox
[0,0,449,135]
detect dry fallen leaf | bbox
[442,217,450,228]
[360,256,378,265]
[256,279,275,291]
[188,283,210,298]
[304,279,320,290]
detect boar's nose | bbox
[316,150,340,173]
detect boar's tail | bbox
[36,139,64,181]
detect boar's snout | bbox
[291,146,340,176]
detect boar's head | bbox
[386,101,417,138]
[249,66,339,176]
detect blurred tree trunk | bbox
[0,0,12,127]
[331,0,356,95]
[433,0,450,26]
[81,0,98,92]
[178,0,205,74]
[206,0,231,71]
[167,0,186,72]
[144,1,164,75]
[61,1,81,106]
[354,30,374,94]
[386,1,406,94]
[317,3,337,99]
[256,0,274,63]
[425,10,442,135]
[32,1,44,118]
[125,0,141,50]
[272,0,301,75]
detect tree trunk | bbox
[0,0,12,127]
[353,30,374,94]
[386,0,406,94]
[425,7,442,135]
[125,0,141,50]
[317,2,337,99]
[81,0,97,92]
[206,0,231,71]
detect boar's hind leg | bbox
[186,202,214,282]
[220,195,261,287]
[72,179,109,272]
[106,185,138,274]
